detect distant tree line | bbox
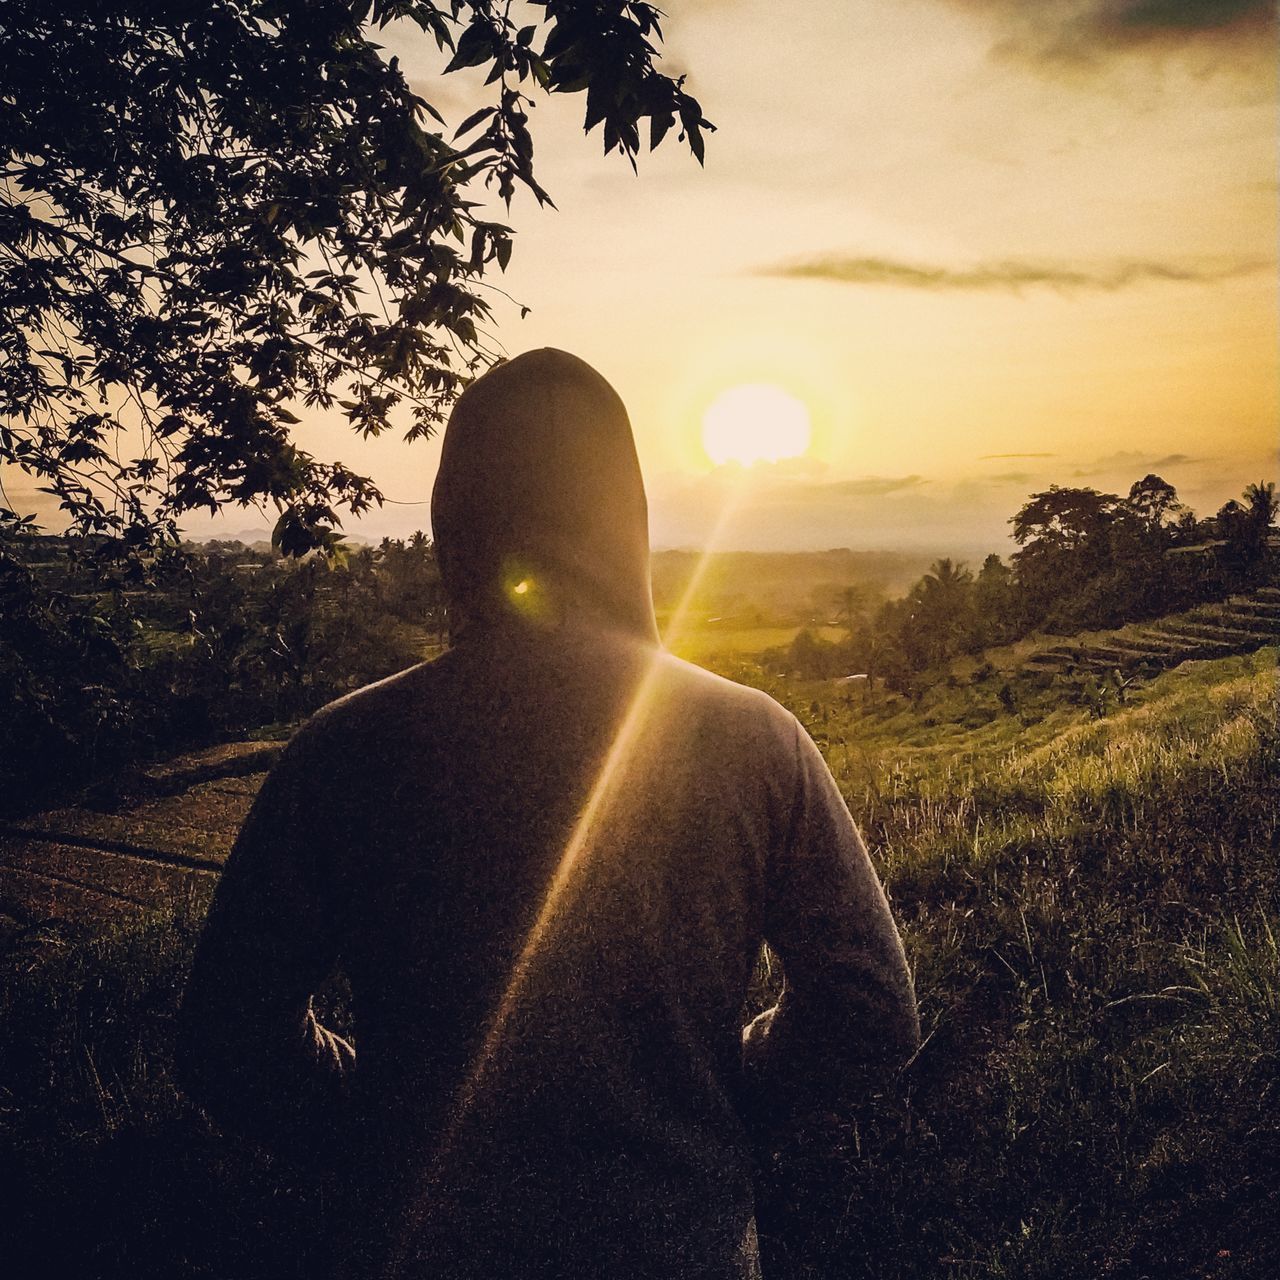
[768,476,1278,691]
[5,474,1276,809]
[0,531,442,814]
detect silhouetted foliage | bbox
[1126,472,1183,532]
[0,541,136,799]
[1010,485,1121,626]
[761,476,1277,685]
[974,552,1018,646]
[0,528,442,812]
[0,1,710,555]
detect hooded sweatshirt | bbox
[177,349,919,1280]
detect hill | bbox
[1018,585,1280,678]
[2,644,1275,1278]
[650,548,940,628]
[749,645,1278,1277]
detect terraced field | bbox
[6,586,1276,939]
[1019,584,1280,678]
[0,741,281,941]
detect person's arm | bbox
[742,715,919,1143]
[741,718,919,1273]
[175,723,354,1160]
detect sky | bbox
[13,0,1280,556]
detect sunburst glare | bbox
[701,383,812,467]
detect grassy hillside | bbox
[753,647,1279,1277]
[2,648,1276,1278]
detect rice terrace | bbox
[3,480,1278,1277]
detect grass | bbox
[747,648,1279,1278]
[0,900,349,1279]
[2,642,1276,1278]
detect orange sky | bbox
[357,0,1279,554]
[7,1,1277,555]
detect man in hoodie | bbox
[177,348,919,1279]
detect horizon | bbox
[114,455,1280,561]
[15,458,1266,557]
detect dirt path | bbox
[0,745,277,933]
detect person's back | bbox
[178,349,919,1279]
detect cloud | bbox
[979,452,1057,460]
[1071,450,1205,477]
[817,475,928,498]
[941,0,1275,66]
[757,254,1269,295]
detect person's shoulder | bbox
[286,655,448,758]
[654,650,801,742]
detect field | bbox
[760,646,1279,1278]
[1,631,1277,1278]
[665,622,848,668]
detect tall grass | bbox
[2,648,1276,1277]
[0,902,347,1279]
[748,649,1279,1278]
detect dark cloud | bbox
[818,475,928,498]
[943,0,1275,65]
[1072,450,1204,477]
[757,254,1268,294]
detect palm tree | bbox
[922,557,972,593]
[912,559,976,665]
[837,584,866,635]
[1243,481,1278,531]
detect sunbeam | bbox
[388,480,752,1275]
[659,476,751,652]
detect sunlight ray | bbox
[659,477,750,652]
[395,480,753,1259]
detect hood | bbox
[431,348,658,644]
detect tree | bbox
[974,553,1017,646]
[1217,481,1278,575]
[1011,485,1120,556]
[906,557,976,667]
[1100,475,1183,617]
[828,583,867,634]
[378,528,443,623]
[1010,485,1120,622]
[0,1,710,556]
[1214,499,1249,541]
[1242,481,1278,542]
[1171,507,1202,545]
[1125,474,1183,534]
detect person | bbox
[177,348,919,1280]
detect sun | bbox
[701,383,812,467]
